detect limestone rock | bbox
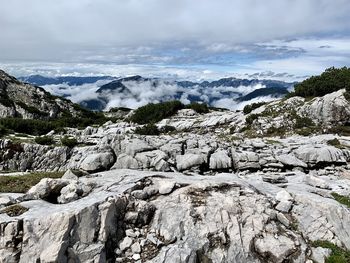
[276,154,307,168]
[79,152,115,172]
[254,233,296,263]
[294,145,346,167]
[176,153,207,171]
[262,173,288,184]
[209,150,232,170]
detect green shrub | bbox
[186,102,209,114]
[134,123,160,135]
[291,67,350,98]
[328,125,350,136]
[327,138,342,148]
[0,118,56,136]
[130,101,184,124]
[109,107,132,113]
[266,126,286,137]
[0,96,14,107]
[0,115,112,136]
[60,136,78,148]
[0,125,8,138]
[245,114,260,125]
[294,116,315,129]
[243,102,267,114]
[296,127,315,136]
[35,136,54,145]
[15,101,48,117]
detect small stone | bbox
[124,212,138,224]
[132,254,141,260]
[62,169,79,180]
[262,173,288,184]
[147,233,158,245]
[275,190,293,202]
[131,242,141,253]
[132,190,148,200]
[140,239,146,247]
[311,247,332,263]
[125,229,137,238]
[276,201,293,213]
[277,212,290,227]
[158,181,175,195]
[119,236,133,251]
[114,248,122,255]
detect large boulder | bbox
[113,154,139,169]
[298,89,350,125]
[276,154,307,168]
[209,150,232,170]
[79,152,116,172]
[176,153,207,171]
[294,145,346,167]
[232,150,260,170]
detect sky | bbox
[1,0,350,81]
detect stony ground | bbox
[0,89,350,262]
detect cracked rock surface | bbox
[0,168,349,263]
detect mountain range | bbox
[19,74,294,111]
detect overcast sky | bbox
[1,0,350,80]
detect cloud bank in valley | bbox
[41,78,286,111]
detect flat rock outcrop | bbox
[0,169,349,262]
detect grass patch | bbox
[312,240,350,263]
[1,204,29,217]
[331,193,350,208]
[0,172,64,193]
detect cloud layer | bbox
[38,77,290,111]
[1,0,350,78]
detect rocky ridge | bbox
[0,70,88,119]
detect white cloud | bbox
[0,0,349,64]
[212,95,279,111]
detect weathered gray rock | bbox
[311,247,332,263]
[298,89,350,125]
[0,170,349,262]
[294,145,346,166]
[262,173,288,184]
[232,150,261,170]
[79,152,115,172]
[254,232,296,263]
[112,154,139,169]
[157,180,175,195]
[276,154,307,168]
[176,153,207,171]
[304,174,331,189]
[209,150,232,170]
[62,169,79,180]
